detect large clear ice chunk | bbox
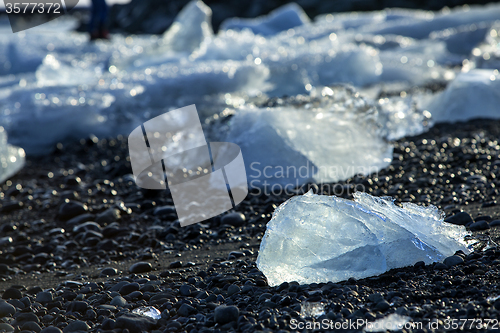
[0,127,25,184]
[257,191,470,286]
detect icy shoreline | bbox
[0,1,500,186]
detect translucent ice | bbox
[220,3,310,36]
[221,87,393,189]
[257,191,470,286]
[0,127,25,184]
[162,0,213,54]
[429,69,500,123]
[132,306,161,320]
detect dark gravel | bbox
[1,118,500,332]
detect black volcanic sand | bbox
[1,119,500,333]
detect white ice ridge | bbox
[0,127,25,184]
[257,190,470,286]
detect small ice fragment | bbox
[0,127,25,184]
[364,313,410,332]
[257,191,470,286]
[300,302,325,319]
[132,306,161,320]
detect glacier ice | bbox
[211,86,429,190]
[256,190,470,286]
[162,0,213,54]
[0,127,25,184]
[220,3,310,36]
[1,0,500,181]
[428,69,500,123]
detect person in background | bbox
[89,0,109,40]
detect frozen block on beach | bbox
[220,3,310,36]
[257,191,470,286]
[162,0,213,54]
[0,127,25,184]
[224,88,393,190]
[429,69,500,122]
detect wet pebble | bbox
[129,262,152,274]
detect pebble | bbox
[179,284,192,296]
[115,313,157,333]
[169,261,182,268]
[96,208,120,223]
[444,212,473,225]
[21,321,41,332]
[2,288,22,299]
[100,267,118,276]
[178,303,196,317]
[0,301,16,317]
[375,300,391,312]
[129,262,152,274]
[110,296,127,307]
[62,320,90,332]
[35,291,53,304]
[221,212,246,227]
[214,305,239,324]
[227,284,240,296]
[0,323,14,333]
[444,255,464,267]
[40,327,63,333]
[58,201,88,221]
[469,220,490,231]
[67,301,89,313]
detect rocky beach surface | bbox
[1,117,500,332]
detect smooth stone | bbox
[227,284,240,296]
[434,263,448,270]
[129,262,152,274]
[177,303,196,317]
[444,255,464,267]
[0,301,16,317]
[153,206,176,217]
[119,283,140,296]
[62,320,90,332]
[15,312,39,323]
[2,288,22,299]
[67,301,89,313]
[469,220,490,231]
[110,281,128,292]
[375,300,391,312]
[368,293,384,303]
[96,208,120,223]
[100,267,118,277]
[21,321,41,332]
[0,323,14,332]
[40,326,63,333]
[221,212,246,227]
[110,296,127,307]
[115,313,157,333]
[58,201,88,221]
[444,212,473,225]
[169,261,182,268]
[214,305,239,324]
[490,220,500,227]
[101,318,116,330]
[179,285,192,296]
[35,291,53,304]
